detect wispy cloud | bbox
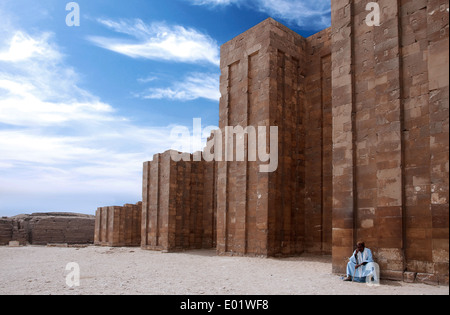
[137,75,158,84]
[88,19,220,66]
[136,72,220,102]
[0,28,179,214]
[256,0,331,30]
[187,0,331,30]
[189,0,240,6]
[0,31,60,63]
[0,31,116,127]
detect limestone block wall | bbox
[29,214,95,245]
[12,218,30,245]
[141,151,216,251]
[1,213,95,246]
[268,20,308,257]
[202,137,218,249]
[217,18,305,256]
[304,28,333,254]
[0,219,13,245]
[94,203,142,247]
[330,0,449,284]
[217,18,334,257]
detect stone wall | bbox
[330,0,449,284]
[217,18,303,256]
[28,213,95,245]
[304,28,333,255]
[94,203,142,247]
[0,219,13,245]
[0,213,95,246]
[216,18,335,257]
[141,151,216,251]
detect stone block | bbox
[416,273,440,285]
[94,203,141,247]
[141,150,216,252]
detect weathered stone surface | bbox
[305,28,333,255]
[0,219,13,245]
[216,18,335,257]
[94,202,142,247]
[1,213,95,246]
[403,271,417,283]
[8,241,20,247]
[329,0,449,283]
[141,151,216,252]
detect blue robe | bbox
[346,248,377,283]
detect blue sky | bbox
[0,0,331,216]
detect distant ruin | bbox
[0,213,95,246]
[97,0,448,285]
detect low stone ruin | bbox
[0,213,95,246]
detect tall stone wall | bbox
[202,136,218,249]
[217,18,305,256]
[94,202,142,247]
[217,18,334,257]
[141,151,216,251]
[304,28,333,254]
[267,20,307,257]
[330,0,449,284]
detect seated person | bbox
[343,241,378,283]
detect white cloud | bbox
[0,29,179,214]
[189,0,240,6]
[137,76,158,84]
[0,84,115,127]
[138,72,220,102]
[256,0,331,29]
[187,0,331,30]
[88,19,220,66]
[0,31,115,127]
[0,31,60,62]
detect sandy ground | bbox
[0,246,448,295]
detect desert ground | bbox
[0,245,448,295]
